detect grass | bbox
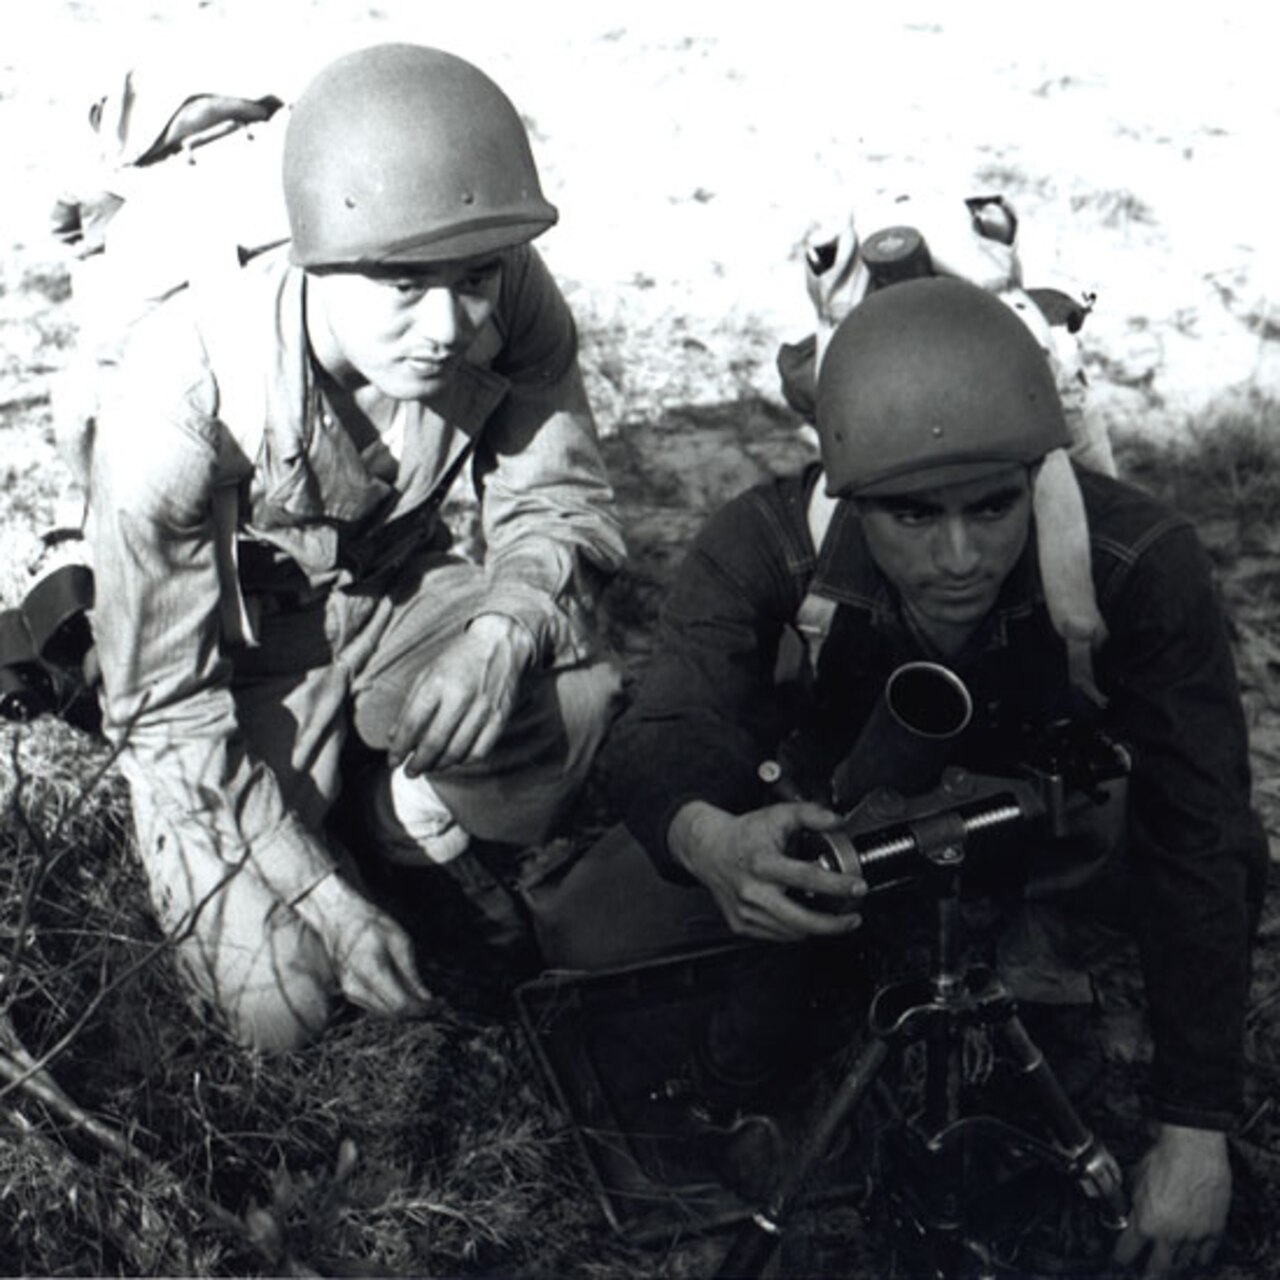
[1115,400,1280,550]
[1,388,1279,1274]
[0,714,668,1278]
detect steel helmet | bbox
[816,277,1070,496]
[283,44,558,268]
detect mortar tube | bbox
[831,661,973,811]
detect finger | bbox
[352,957,428,1018]
[747,883,863,938]
[1112,1223,1145,1267]
[420,701,493,773]
[345,965,402,1017]
[447,698,509,768]
[716,888,794,941]
[388,686,443,767]
[769,801,845,835]
[403,690,474,775]
[462,696,516,764]
[1143,1238,1176,1278]
[766,853,867,902]
[732,904,804,943]
[384,931,433,1007]
[791,801,846,829]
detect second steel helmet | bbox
[283,44,558,268]
[815,277,1071,496]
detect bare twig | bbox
[0,849,251,1110]
[0,1011,265,1254]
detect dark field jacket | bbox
[608,462,1267,1130]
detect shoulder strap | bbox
[189,268,269,473]
[794,471,840,673]
[797,464,1107,710]
[188,267,269,647]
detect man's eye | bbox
[381,277,428,300]
[892,508,934,527]
[972,498,1016,520]
[460,264,500,291]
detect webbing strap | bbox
[793,473,839,674]
[189,267,270,647]
[792,467,1105,705]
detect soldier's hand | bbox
[388,615,536,776]
[1113,1124,1230,1276]
[667,800,866,941]
[327,902,435,1019]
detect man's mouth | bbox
[403,353,457,376]
[929,580,989,603]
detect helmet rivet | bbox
[813,278,1069,493]
[283,44,558,267]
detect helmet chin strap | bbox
[802,203,1109,704]
[1033,447,1108,706]
[815,449,1109,703]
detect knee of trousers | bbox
[172,919,337,1053]
[551,654,627,772]
[132,810,338,1052]
[426,656,625,847]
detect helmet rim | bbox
[815,277,1070,495]
[289,205,559,269]
[836,456,1035,499]
[283,43,556,270]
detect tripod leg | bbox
[716,1036,890,1279]
[995,1012,1128,1229]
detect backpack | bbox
[0,69,290,729]
[51,68,290,506]
[776,190,1114,476]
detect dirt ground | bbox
[1,4,1279,1276]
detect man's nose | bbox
[410,287,465,351]
[934,517,981,576]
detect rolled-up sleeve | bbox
[471,246,626,664]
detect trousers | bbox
[139,553,623,1049]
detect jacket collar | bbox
[248,259,509,532]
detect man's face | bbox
[856,467,1034,640]
[308,254,503,399]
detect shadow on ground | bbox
[598,395,817,677]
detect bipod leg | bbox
[995,1012,1129,1230]
[715,1036,891,1279]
